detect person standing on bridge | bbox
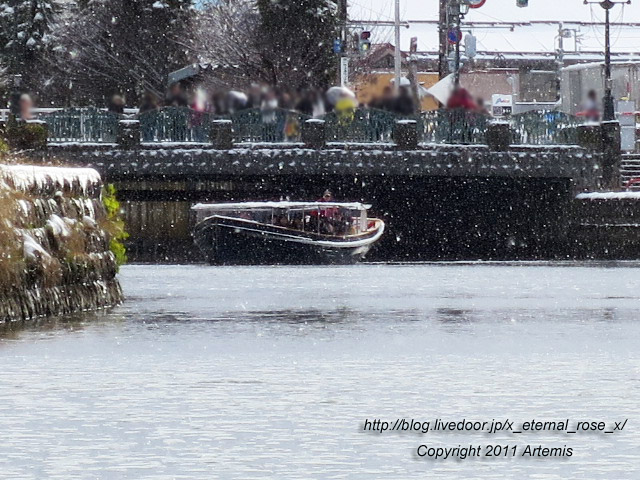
[446,87,478,111]
[139,92,159,114]
[581,90,601,122]
[19,94,35,121]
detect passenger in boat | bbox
[308,190,341,234]
[319,217,335,235]
[319,190,334,202]
[276,215,290,228]
[334,211,351,235]
[319,190,339,217]
[292,218,303,231]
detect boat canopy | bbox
[192,201,372,212]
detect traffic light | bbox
[359,31,371,53]
[517,0,529,6]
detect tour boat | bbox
[191,201,385,265]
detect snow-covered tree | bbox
[0,61,7,100]
[193,0,265,88]
[256,0,338,88]
[0,0,59,80]
[50,0,195,105]
[194,0,338,89]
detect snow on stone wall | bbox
[0,164,102,196]
[0,163,123,323]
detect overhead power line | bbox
[350,19,640,29]
[405,19,640,28]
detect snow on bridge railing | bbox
[0,107,139,122]
[43,107,120,143]
[510,111,582,146]
[322,108,397,143]
[27,106,583,147]
[139,107,219,143]
[419,110,489,145]
[138,107,311,143]
[231,108,310,143]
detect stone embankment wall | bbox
[571,191,640,259]
[0,164,123,322]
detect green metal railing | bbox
[231,108,309,143]
[322,108,397,143]
[419,109,489,144]
[43,107,119,143]
[138,107,218,143]
[510,111,582,145]
[41,106,585,147]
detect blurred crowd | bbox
[105,82,426,118]
[12,82,491,123]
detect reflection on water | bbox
[1,263,640,479]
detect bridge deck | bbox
[37,143,603,189]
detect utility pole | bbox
[603,2,614,120]
[450,1,468,88]
[394,0,402,93]
[453,2,462,87]
[583,0,631,121]
[556,22,564,102]
[338,0,348,86]
[407,36,421,112]
[438,0,448,79]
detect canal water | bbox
[1,263,640,479]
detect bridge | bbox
[17,105,626,262]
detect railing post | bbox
[29,120,49,149]
[5,120,48,150]
[117,119,140,149]
[393,119,418,150]
[210,119,234,149]
[486,120,512,151]
[576,124,602,151]
[601,120,621,190]
[302,119,326,148]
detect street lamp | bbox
[583,0,631,121]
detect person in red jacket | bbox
[446,87,479,111]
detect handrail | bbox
[510,110,583,145]
[42,107,120,143]
[420,109,490,144]
[35,106,586,146]
[321,108,398,143]
[138,106,219,143]
[231,108,310,143]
